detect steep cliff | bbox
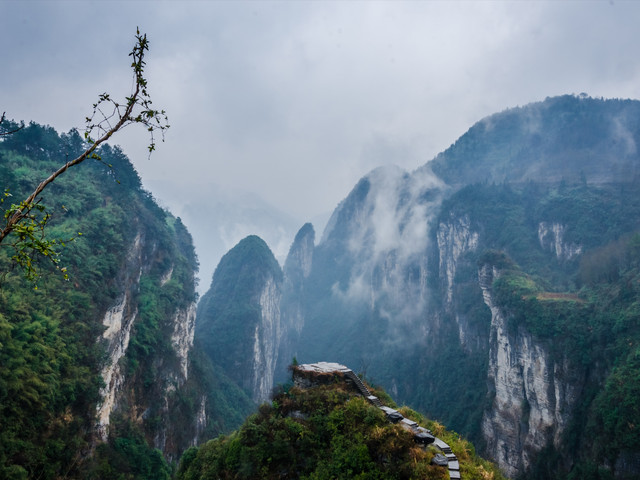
[276,223,315,382]
[0,122,248,478]
[477,262,584,478]
[275,97,640,479]
[196,235,284,404]
[436,213,484,351]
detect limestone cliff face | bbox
[436,214,482,351]
[152,299,199,458]
[96,232,144,439]
[251,275,282,403]
[281,223,315,336]
[171,303,197,382]
[196,235,284,405]
[537,222,583,261]
[277,224,315,382]
[478,263,583,478]
[94,216,201,462]
[437,214,479,305]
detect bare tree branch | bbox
[0,112,25,137]
[0,29,169,279]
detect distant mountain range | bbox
[4,95,640,479]
[175,188,304,295]
[197,95,640,479]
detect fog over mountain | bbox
[5,1,640,479]
[3,1,640,289]
[5,91,640,478]
[172,185,302,293]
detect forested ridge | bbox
[176,375,505,480]
[196,235,283,400]
[5,96,640,480]
[1,122,133,478]
[0,121,201,479]
[431,181,640,479]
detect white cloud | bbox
[3,0,640,279]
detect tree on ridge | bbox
[0,28,169,280]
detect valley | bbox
[2,95,640,479]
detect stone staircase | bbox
[296,363,462,480]
[349,369,461,479]
[343,370,383,407]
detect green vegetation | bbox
[430,179,640,478]
[88,421,172,480]
[478,233,640,479]
[0,124,139,478]
[176,379,505,480]
[0,30,168,281]
[196,235,282,396]
[0,122,234,478]
[431,95,640,187]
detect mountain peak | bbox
[430,95,640,186]
[176,362,506,480]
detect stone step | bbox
[434,439,450,450]
[366,395,382,406]
[336,366,461,478]
[344,371,372,396]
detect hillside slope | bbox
[196,235,284,404]
[176,363,505,480]
[0,122,252,479]
[268,96,640,479]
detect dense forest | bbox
[4,96,640,480]
[0,122,253,479]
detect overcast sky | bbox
[2,0,640,290]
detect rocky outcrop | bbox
[537,222,582,261]
[251,275,282,403]
[171,303,197,382]
[96,232,144,439]
[438,214,479,305]
[478,263,583,478]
